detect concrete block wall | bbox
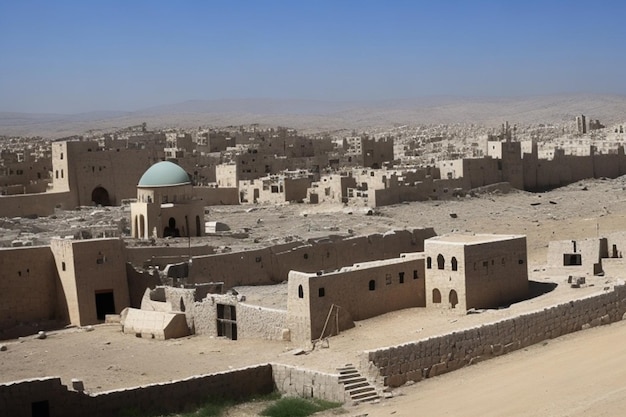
[363,285,626,388]
[0,364,345,417]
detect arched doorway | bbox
[164,217,180,237]
[449,289,459,308]
[91,186,111,206]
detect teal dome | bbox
[138,161,191,187]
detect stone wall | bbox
[0,364,345,417]
[272,364,346,403]
[362,285,626,387]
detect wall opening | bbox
[399,272,405,283]
[413,270,418,279]
[426,257,432,269]
[164,217,180,237]
[432,288,441,304]
[91,186,111,206]
[437,254,445,270]
[318,287,325,297]
[369,280,376,291]
[216,304,237,340]
[298,285,304,298]
[95,290,115,321]
[451,257,458,271]
[449,289,459,308]
[563,254,582,266]
[196,215,201,237]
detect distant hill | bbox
[2,94,626,138]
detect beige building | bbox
[130,161,205,239]
[425,234,528,310]
[287,253,425,343]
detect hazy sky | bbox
[1,1,625,114]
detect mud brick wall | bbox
[364,285,626,387]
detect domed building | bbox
[130,161,205,238]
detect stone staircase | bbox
[337,364,380,404]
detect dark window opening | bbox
[369,280,376,291]
[437,254,445,270]
[318,287,325,297]
[451,257,458,271]
[62,262,66,271]
[298,285,304,298]
[399,272,405,283]
[413,270,418,279]
[563,254,581,266]
[432,288,441,304]
[426,257,432,269]
[303,253,309,259]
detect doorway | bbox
[91,186,111,206]
[95,291,115,321]
[216,304,237,340]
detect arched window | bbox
[426,257,432,269]
[437,254,445,270]
[432,288,441,304]
[449,290,458,308]
[298,285,303,299]
[451,257,458,271]
[369,280,376,291]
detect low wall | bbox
[0,364,344,417]
[362,285,626,387]
[272,364,346,403]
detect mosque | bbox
[130,161,205,239]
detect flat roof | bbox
[426,233,525,246]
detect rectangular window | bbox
[399,272,405,284]
[413,270,418,279]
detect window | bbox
[432,288,441,303]
[451,257,458,271]
[62,262,66,271]
[369,280,376,291]
[427,257,432,269]
[413,270,418,279]
[437,254,445,270]
[303,253,309,260]
[298,285,304,298]
[399,272,405,283]
[318,287,325,297]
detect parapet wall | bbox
[0,364,344,417]
[363,285,626,387]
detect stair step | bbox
[348,386,375,396]
[352,391,380,401]
[344,381,369,390]
[339,376,366,384]
[338,368,358,375]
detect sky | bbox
[1,0,625,114]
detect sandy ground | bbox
[3,177,626,415]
